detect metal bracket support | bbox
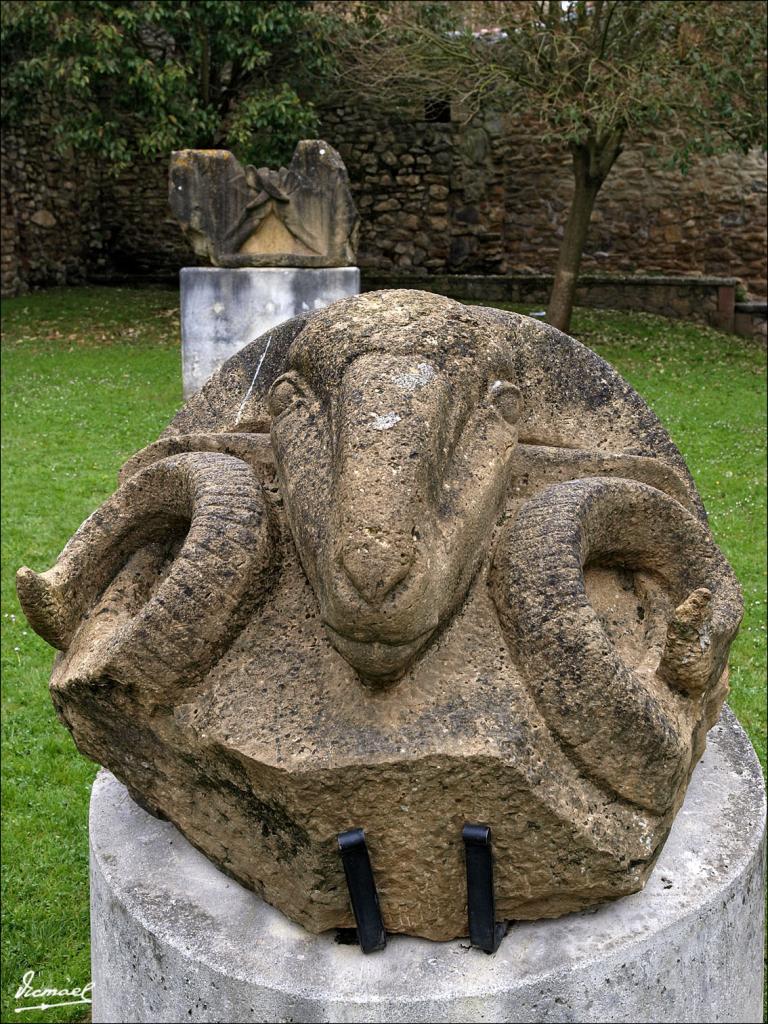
[463,822,506,953]
[337,827,386,954]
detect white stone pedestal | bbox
[180,266,360,397]
[90,708,765,1024]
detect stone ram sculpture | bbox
[17,290,742,941]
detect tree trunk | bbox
[546,139,621,333]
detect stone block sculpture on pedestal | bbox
[168,141,359,268]
[170,140,360,396]
[18,290,743,943]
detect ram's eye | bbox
[268,375,304,419]
[488,381,522,425]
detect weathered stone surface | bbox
[179,266,360,397]
[30,208,57,227]
[18,291,743,941]
[89,710,767,1023]
[168,142,358,268]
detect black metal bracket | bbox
[337,827,387,954]
[463,822,506,953]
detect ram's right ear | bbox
[489,381,522,426]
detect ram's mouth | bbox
[322,623,435,686]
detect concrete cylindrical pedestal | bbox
[180,266,360,397]
[90,708,765,1024]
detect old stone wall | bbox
[324,104,767,298]
[101,162,204,280]
[2,104,766,299]
[361,271,734,328]
[1,122,105,296]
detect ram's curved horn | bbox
[508,444,698,514]
[17,452,277,699]
[491,477,742,814]
[118,432,274,484]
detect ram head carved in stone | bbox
[17,291,742,941]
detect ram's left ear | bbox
[489,381,522,426]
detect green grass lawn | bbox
[1,287,765,1023]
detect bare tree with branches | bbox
[328,1,767,331]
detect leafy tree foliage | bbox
[1,0,329,170]
[330,1,767,331]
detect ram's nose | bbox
[341,536,416,607]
